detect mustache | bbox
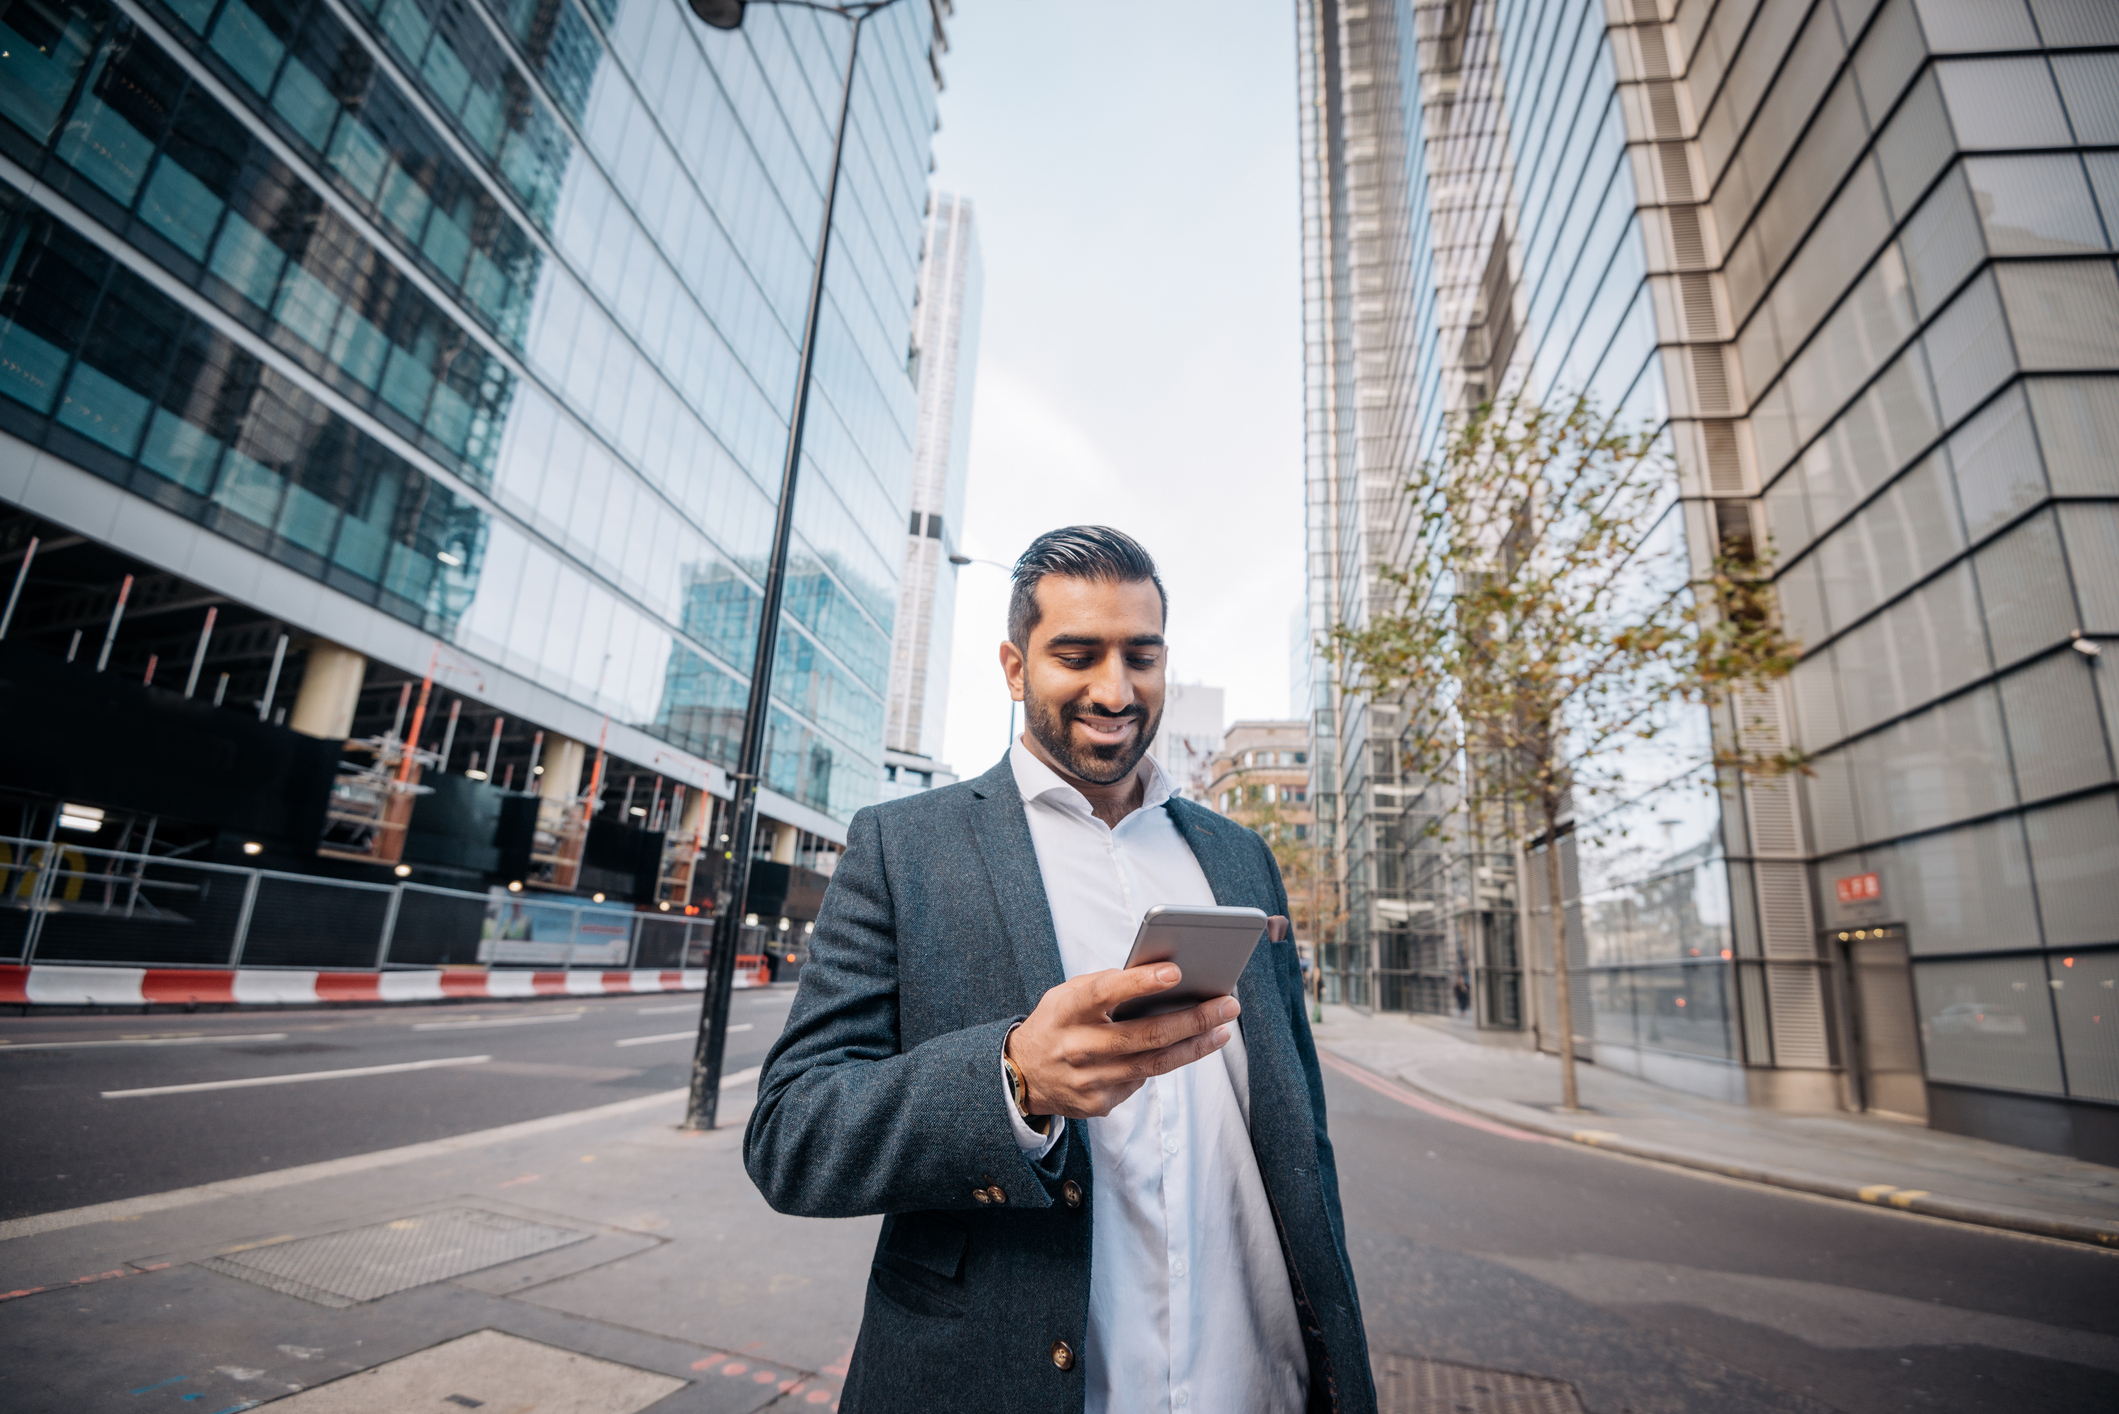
[1065,703,1146,723]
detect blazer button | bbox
[1050,1340,1075,1371]
[1062,1180,1082,1208]
[988,1186,1007,1204]
[973,1188,992,1204]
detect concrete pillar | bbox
[539,735,587,802]
[289,640,365,741]
[676,787,708,843]
[769,820,798,864]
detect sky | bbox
[924,0,1306,776]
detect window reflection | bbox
[0,186,487,636]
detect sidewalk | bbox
[0,1076,873,1412]
[1310,1004,2119,1250]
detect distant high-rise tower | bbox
[884,192,983,789]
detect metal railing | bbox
[0,835,715,972]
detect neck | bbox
[1020,732,1148,828]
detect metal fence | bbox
[0,835,714,971]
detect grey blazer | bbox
[744,757,1375,1414]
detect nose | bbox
[1085,653,1134,713]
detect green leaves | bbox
[1327,391,1803,839]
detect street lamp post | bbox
[684,0,908,1130]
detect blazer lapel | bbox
[1165,801,1320,1157]
[967,757,1066,1009]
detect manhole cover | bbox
[199,1208,590,1307]
[269,1330,683,1412]
[1375,1353,1586,1413]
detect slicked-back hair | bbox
[1007,526,1168,647]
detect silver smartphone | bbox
[1108,904,1270,1022]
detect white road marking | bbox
[4,1068,766,1244]
[102,1055,491,1099]
[411,1013,582,1031]
[636,1003,697,1015]
[617,1028,704,1047]
[0,1033,289,1052]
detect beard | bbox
[1023,682,1161,787]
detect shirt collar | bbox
[1009,736,1176,819]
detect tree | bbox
[1329,392,1800,1110]
[1223,789,1343,1013]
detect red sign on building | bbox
[1835,872,1881,904]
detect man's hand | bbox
[1005,965,1239,1120]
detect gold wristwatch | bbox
[1002,1044,1050,1136]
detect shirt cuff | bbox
[1002,1057,1065,1158]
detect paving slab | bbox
[1311,1005,2119,1249]
[0,1082,875,1413]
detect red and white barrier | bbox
[0,959,774,1008]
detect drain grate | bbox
[1375,1353,1586,1414]
[199,1208,591,1308]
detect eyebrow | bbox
[1044,634,1166,649]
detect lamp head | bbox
[948,552,971,566]
[689,0,745,27]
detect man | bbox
[746,527,1374,1413]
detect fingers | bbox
[1101,995,1239,1055]
[1127,1021,1235,1081]
[1077,963,1183,1017]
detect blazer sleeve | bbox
[1258,834,1353,1262]
[743,805,1073,1218]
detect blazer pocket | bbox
[881,1211,967,1279]
[870,1262,967,1321]
[871,1212,969,1320]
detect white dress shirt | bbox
[1004,740,1307,1414]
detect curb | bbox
[1318,1042,2119,1252]
[0,963,767,1010]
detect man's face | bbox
[1001,576,1167,787]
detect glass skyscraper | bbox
[1301,0,2119,1163]
[0,0,947,874]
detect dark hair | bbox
[1008,526,1168,646]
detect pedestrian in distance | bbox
[746,526,1375,1413]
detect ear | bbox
[998,639,1026,702]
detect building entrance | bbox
[1840,927,1928,1123]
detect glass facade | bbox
[1301,0,2118,1156]
[1297,0,1459,1014]
[0,0,944,823]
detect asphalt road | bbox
[0,988,792,1222]
[6,994,2116,1411]
[1319,1053,2119,1414]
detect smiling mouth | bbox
[1072,715,1137,744]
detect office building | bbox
[1209,721,1313,832]
[0,0,949,955]
[882,188,979,798]
[1298,0,1467,1019]
[1208,718,1327,960]
[1298,0,2119,1162]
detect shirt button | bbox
[1162,1135,1179,1155]
[1170,1258,1187,1277]
[1062,1180,1083,1208]
[1174,1392,1189,1408]
[973,1188,991,1204]
[1050,1340,1075,1371]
